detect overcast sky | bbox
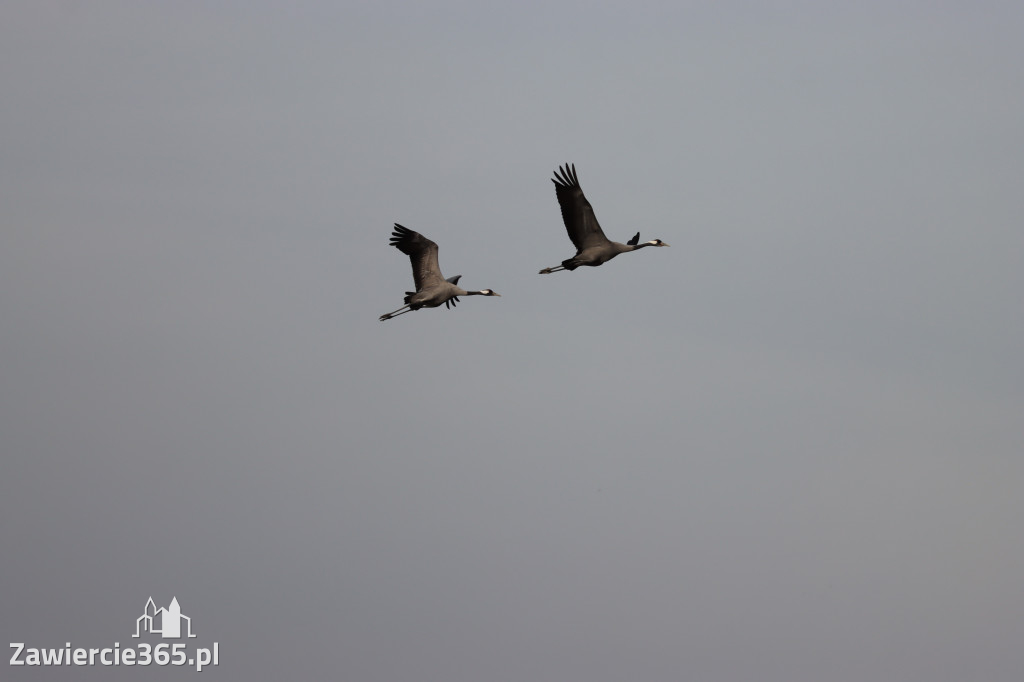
[2,2,1022,681]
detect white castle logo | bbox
[132,597,196,639]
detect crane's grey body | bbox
[379,224,499,321]
[539,164,669,274]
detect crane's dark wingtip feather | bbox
[551,163,580,190]
[388,223,433,253]
[389,223,413,247]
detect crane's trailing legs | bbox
[379,305,414,321]
[379,295,460,320]
[539,264,567,274]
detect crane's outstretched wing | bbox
[389,224,445,292]
[551,164,609,251]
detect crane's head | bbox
[478,289,501,297]
[627,233,670,248]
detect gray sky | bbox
[2,2,1022,680]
